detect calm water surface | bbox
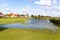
[0,19,58,30]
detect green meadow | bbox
[0,17,28,24]
[0,18,60,40]
[0,28,60,40]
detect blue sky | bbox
[0,0,60,17]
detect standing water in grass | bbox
[1,19,57,30]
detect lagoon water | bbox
[0,19,57,30]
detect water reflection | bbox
[0,19,58,30]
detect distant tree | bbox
[34,15,37,19]
[6,14,9,16]
[31,15,34,17]
[38,15,40,17]
[40,16,44,17]
[38,15,40,19]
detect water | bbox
[0,19,58,30]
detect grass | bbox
[0,17,60,40]
[0,28,60,40]
[0,17,28,24]
[50,17,60,20]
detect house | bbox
[13,14,19,17]
[9,13,13,17]
[9,13,19,17]
[3,13,29,18]
[0,12,3,18]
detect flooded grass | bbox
[0,28,60,40]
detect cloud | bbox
[44,6,60,11]
[3,4,8,7]
[42,5,60,16]
[34,0,58,11]
[5,8,12,12]
[34,0,51,6]
[6,8,10,10]
[20,5,30,14]
[54,6,60,10]
[53,0,57,4]
[14,8,18,11]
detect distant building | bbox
[9,13,19,17]
[0,12,3,17]
[9,13,13,17]
[13,14,19,17]
[0,12,29,18]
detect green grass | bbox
[0,17,60,40]
[0,17,28,24]
[51,17,60,20]
[0,28,60,40]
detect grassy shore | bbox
[0,28,60,40]
[0,17,28,24]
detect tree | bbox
[31,15,34,17]
[38,15,40,19]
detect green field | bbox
[0,18,60,40]
[0,28,60,40]
[0,17,28,24]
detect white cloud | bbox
[26,5,30,10]
[42,6,60,16]
[3,4,8,7]
[6,8,10,10]
[21,5,30,13]
[34,0,51,6]
[53,0,57,4]
[34,0,58,11]
[5,8,12,12]
[54,6,60,10]
[46,6,60,11]
[14,8,18,11]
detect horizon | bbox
[0,0,60,17]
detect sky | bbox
[0,0,60,17]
